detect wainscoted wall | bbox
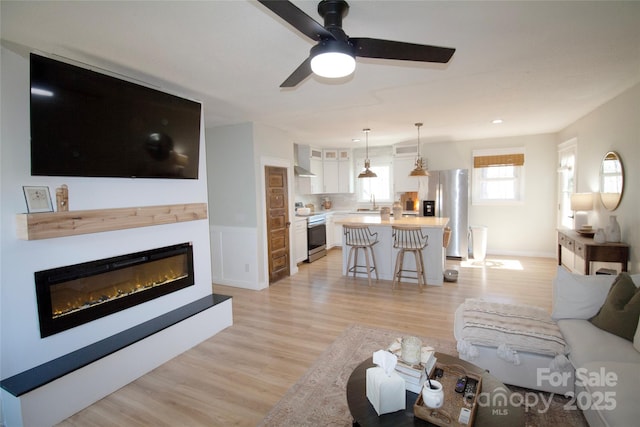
[206,123,298,290]
[210,225,264,290]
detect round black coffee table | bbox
[346,352,524,427]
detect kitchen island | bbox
[335,215,450,286]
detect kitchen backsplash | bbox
[294,193,358,212]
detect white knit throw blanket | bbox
[458,299,569,366]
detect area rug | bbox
[259,324,588,427]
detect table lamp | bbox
[570,192,594,230]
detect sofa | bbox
[454,266,640,427]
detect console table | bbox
[557,229,629,275]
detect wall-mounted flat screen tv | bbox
[30,53,201,179]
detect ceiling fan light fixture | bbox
[310,40,356,78]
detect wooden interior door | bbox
[265,166,290,283]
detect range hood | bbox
[294,144,316,177]
[294,165,315,177]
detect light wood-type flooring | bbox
[58,248,558,426]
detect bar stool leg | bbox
[392,250,399,289]
[399,249,407,286]
[413,249,424,292]
[392,249,403,289]
[419,250,427,287]
[353,247,359,278]
[364,247,372,287]
[369,246,379,280]
[346,246,355,276]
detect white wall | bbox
[206,123,257,227]
[423,134,558,257]
[558,83,640,272]
[1,47,216,378]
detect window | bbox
[355,156,392,203]
[472,148,525,205]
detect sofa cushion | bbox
[575,361,640,427]
[551,268,640,321]
[551,267,616,320]
[558,319,640,367]
[590,273,640,341]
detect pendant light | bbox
[409,122,429,177]
[358,128,377,178]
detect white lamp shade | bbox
[570,192,594,211]
[310,52,356,78]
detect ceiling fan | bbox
[258,0,456,88]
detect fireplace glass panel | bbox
[35,243,194,337]
[50,255,189,319]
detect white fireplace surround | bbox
[1,46,232,426]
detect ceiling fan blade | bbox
[351,38,455,63]
[280,57,313,88]
[258,0,333,41]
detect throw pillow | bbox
[634,316,640,353]
[551,266,616,320]
[590,273,640,341]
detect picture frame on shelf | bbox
[23,186,53,213]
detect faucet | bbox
[370,194,377,210]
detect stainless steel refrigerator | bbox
[423,169,469,259]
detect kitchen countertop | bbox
[335,215,449,228]
[316,210,420,215]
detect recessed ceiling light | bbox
[352,138,361,142]
[492,119,503,124]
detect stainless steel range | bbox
[306,213,327,262]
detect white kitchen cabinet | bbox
[323,149,338,160]
[325,213,335,249]
[294,218,308,263]
[309,147,324,194]
[322,148,353,194]
[323,158,339,193]
[326,213,346,249]
[338,149,353,193]
[331,214,346,248]
[393,156,419,192]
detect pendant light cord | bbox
[364,128,370,160]
[415,122,422,159]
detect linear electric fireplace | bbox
[35,242,194,337]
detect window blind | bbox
[473,153,525,168]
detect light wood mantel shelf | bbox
[15,203,208,240]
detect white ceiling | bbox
[2,0,639,148]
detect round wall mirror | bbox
[599,151,624,211]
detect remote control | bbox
[455,376,467,393]
[464,378,478,396]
